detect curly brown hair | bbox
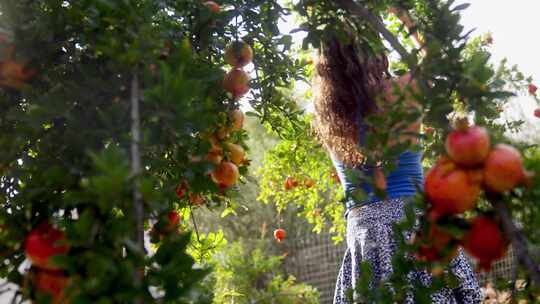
[313,34,389,166]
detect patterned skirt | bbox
[333,198,483,304]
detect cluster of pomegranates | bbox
[418,119,533,271]
[175,109,247,207]
[222,40,253,99]
[24,223,70,303]
[208,110,247,189]
[283,175,315,190]
[172,36,253,204]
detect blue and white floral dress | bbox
[331,151,483,304]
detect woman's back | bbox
[331,73,424,214]
[332,150,423,213]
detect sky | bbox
[457,0,540,141]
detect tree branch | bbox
[490,198,540,288]
[130,70,145,301]
[333,0,416,68]
[334,0,430,96]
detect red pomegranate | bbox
[284,176,299,190]
[463,216,508,271]
[274,228,286,242]
[175,181,188,199]
[203,1,220,14]
[529,84,538,95]
[425,157,482,216]
[223,68,250,98]
[304,177,315,188]
[210,161,239,188]
[445,124,490,167]
[484,144,526,193]
[25,223,69,270]
[416,223,458,263]
[534,108,540,119]
[33,269,69,304]
[224,41,253,68]
[0,60,36,89]
[188,192,205,206]
[165,211,180,233]
[230,109,244,130]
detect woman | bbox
[312,33,482,303]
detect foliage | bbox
[209,240,319,304]
[257,0,540,302]
[257,117,346,242]
[0,0,304,302]
[0,0,539,303]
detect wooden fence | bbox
[284,232,516,304]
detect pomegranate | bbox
[463,216,507,271]
[230,109,244,130]
[304,177,315,188]
[534,108,540,119]
[210,161,239,188]
[176,181,188,199]
[224,41,253,68]
[165,211,180,233]
[216,126,229,140]
[529,84,538,95]
[284,176,298,190]
[425,157,481,216]
[0,60,35,89]
[273,228,286,242]
[223,68,250,98]
[416,222,458,262]
[445,124,490,167]
[25,223,69,270]
[226,142,245,165]
[205,149,223,165]
[33,269,69,304]
[203,1,220,14]
[205,138,223,165]
[188,192,205,206]
[484,144,526,193]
